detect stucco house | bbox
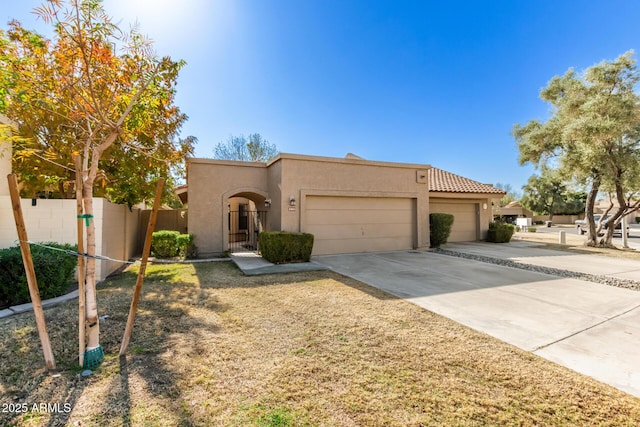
[187,153,504,257]
[494,200,533,223]
[428,167,506,242]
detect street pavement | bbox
[535,223,640,251]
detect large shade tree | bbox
[521,168,586,221]
[513,51,640,247]
[0,0,195,366]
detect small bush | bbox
[487,221,515,243]
[636,217,640,224]
[176,233,197,259]
[258,231,314,264]
[152,230,180,258]
[152,231,196,259]
[0,243,77,307]
[534,220,544,225]
[430,213,454,248]
[527,227,537,232]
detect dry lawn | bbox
[1,261,639,426]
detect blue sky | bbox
[3,1,640,192]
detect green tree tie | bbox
[77,214,94,226]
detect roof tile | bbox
[428,167,505,194]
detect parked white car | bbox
[575,214,629,237]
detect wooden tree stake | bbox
[74,155,87,367]
[120,178,165,355]
[7,174,56,370]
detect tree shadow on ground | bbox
[0,262,226,426]
[0,260,387,426]
[0,302,91,427]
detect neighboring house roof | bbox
[428,167,505,194]
[504,200,524,208]
[174,183,188,205]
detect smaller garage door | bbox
[430,201,478,242]
[304,196,416,255]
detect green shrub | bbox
[527,226,537,232]
[258,231,314,264]
[176,233,197,259]
[636,217,640,224]
[152,230,181,258]
[151,231,196,259]
[429,213,454,248]
[487,221,515,243]
[0,243,77,307]
[534,220,544,225]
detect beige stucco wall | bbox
[188,159,269,256]
[430,193,496,240]
[188,154,430,256]
[267,159,283,231]
[94,198,140,280]
[275,154,430,252]
[532,214,582,224]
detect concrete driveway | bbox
[316,249,640,398]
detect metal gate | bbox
[228,208,267,252]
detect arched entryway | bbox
[223,189,269,253]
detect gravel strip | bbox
[433,248,640,292]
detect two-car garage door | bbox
[429,201,479,242]
[304,196,416,255]
[303,196,478,255]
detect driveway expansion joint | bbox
[532,303,640,352]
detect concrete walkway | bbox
[316,247,640,398]
[230,252,327,276]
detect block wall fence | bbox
[0,196,140,281]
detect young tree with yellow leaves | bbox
[0,0,195,367]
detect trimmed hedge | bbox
[176,233,197,259]
[487,221,515,243]
[430,213,454,248]
[152,230,180,258]
[258,231,314,264]
[151,231,196,259]
[0,243,77,307]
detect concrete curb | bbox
[0,290,79,319]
